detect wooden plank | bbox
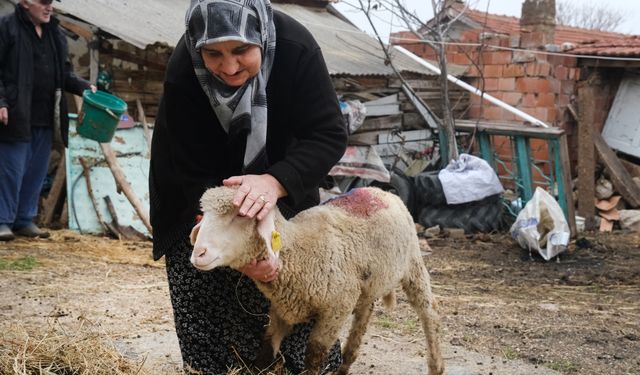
[365,94,400,117]
[111,69,166,82]
[389,78,441,89]
[136,99,152,154]
[557,135,578,236]
[357,115,402,132]
[106,49,167,71]
[455,120,565,138]
[620,159,640,178]
[594,133,640,208]
[100,143,153,233]
[59,19,93,40]
[379,129,432,144]
[41,152,67,226]
[577,81,597,227]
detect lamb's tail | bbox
[382,290,396,311]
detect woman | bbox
[149,0,348,373]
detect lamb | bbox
[189,185,444,375]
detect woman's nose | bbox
[219,57,240,75]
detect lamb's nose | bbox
[191,246,208,266]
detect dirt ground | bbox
[1,229,639,375]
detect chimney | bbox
[520,0,556,49]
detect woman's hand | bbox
[223,174,287,221]
[238,256,280,282]
[0,107,8,126]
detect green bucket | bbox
[77,90,127,143]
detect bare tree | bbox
[556,0,627,32]
[352,0,464,163]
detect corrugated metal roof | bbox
[51,0,459,77]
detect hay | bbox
[0,318,151,375]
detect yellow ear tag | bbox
[271,230,282,253]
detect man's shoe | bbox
[0,224,15,241]
[14,223,50,239]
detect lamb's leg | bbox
[305,313,349,374]
[401,258,444,375]
[335,299,374,375]
[254,312,292,371]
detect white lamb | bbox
[190,186,444,375]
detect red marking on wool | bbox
[327,188,388,217]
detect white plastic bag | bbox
[438,153,504,204]
[510,187,571,260]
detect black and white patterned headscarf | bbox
[185,0,276,173]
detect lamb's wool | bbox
[193,186,444,375]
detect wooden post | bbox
[136,98,152,154]
[99,143,153,233]
[41,152,67,226]
[594,134,640,208]
[577,75,597,230]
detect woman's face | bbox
[201,41,262,87]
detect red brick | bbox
[468,104,482,118]
[498,77,516,91]
[530,107,557,122]
[522,93,537,107]
[452,53,472,65]
[482,51,513,65]
[525,62,552,77]
[554,65,569,80]
[483,105,507,120]
[537,92,556,107]
[501,92,523,106]
[547,55,578,67]
[483,65,504,78]
[503,64,526,77]
[466,65,481,77]
[558,94,571,106]
[478,78,499,91]
[517,78,552,93]
[569,68,581,81]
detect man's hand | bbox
[238,256,280,282]
[0,107,8,125]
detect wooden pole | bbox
[576,77,597,230]
[136,98,152,154]
[78,157,109,233]
[99,143,153,233]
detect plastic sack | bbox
[339,100,366,134]
[438,153,504,204]
[510,187,571,260]
[329,145,390,183]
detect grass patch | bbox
[374,315,400,330]
[0,255,39,271]
[501,346,519,360]
[547,359,578,372]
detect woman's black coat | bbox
[149,11,347,260]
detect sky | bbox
[332,0,640,41]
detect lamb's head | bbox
[189,186,280,271]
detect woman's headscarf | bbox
[185,0,276,173]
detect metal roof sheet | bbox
[50,0,459,76]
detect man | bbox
[0,0,94,241]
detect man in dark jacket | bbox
[0,0,93,241]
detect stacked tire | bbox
[412,171,505,234]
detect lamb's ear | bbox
[256,208,278,260]
[189,221,202,246]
